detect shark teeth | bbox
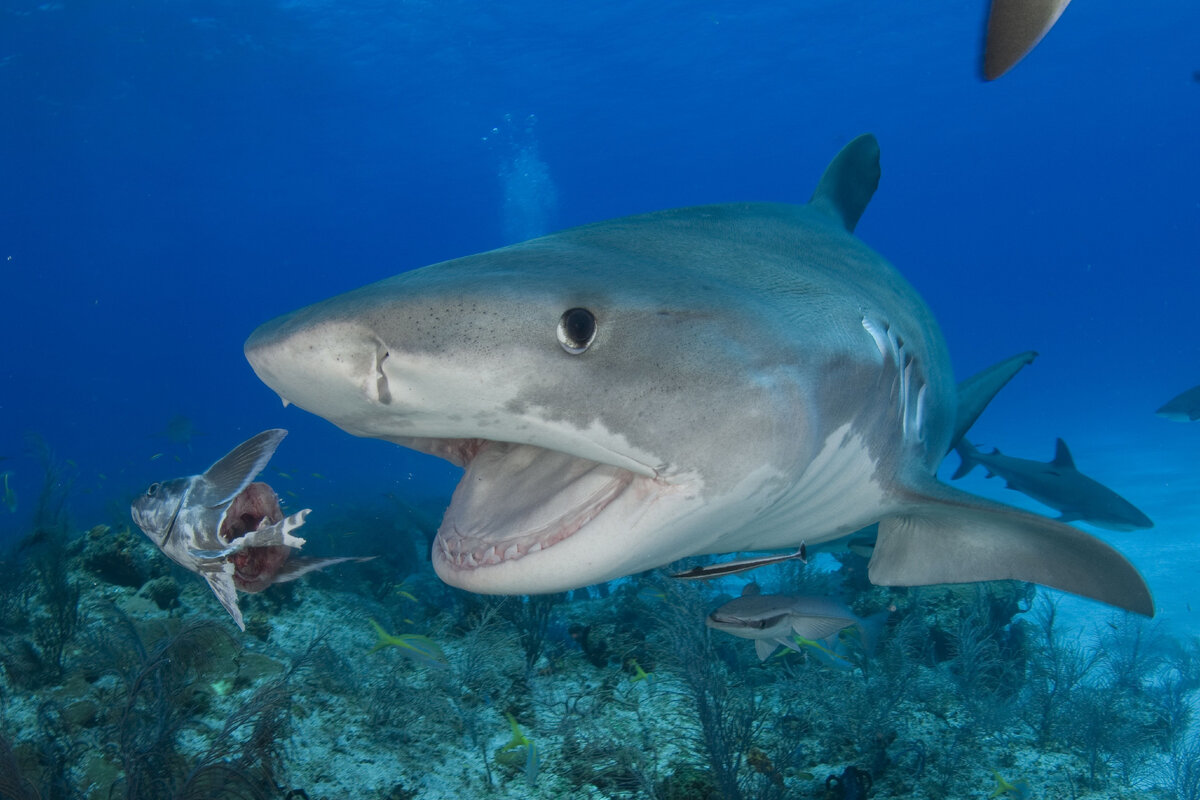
[433,441,637,572]
[438,525,575,571]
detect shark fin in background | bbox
[1051,438,1075,469]
[951,440,982,481]
[870,478,1153,616]
[807,133,881,233]
[983,0,1072,80]
[197,429,288,508]
[1156,385,1200,421]
[952,351,1037,452]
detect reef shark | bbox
[953,438,1154,531]
[244,134,1153,616]
[1157,384,1200,422]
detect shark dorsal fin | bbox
[198,429,287,508]
[808,133,881,233]
[1052,438,1074,469]
[952,351,1038,454]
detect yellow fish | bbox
[368,619,448,668]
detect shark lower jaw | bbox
[428,439,666,594]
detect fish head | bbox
[246,227,816,594]
[705,595,795,640]
[131,476,194,554]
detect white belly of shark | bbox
[244,135,1154,616]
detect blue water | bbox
[1,0,1198,636]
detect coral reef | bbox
[0,483,1196,800]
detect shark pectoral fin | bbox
[983,0,1072,80]
[869,482,1153,616]
[755,639,780,661]
[200,564,245,631]
[196,429,288,507]
[778,637,806,656]
[271,555,374,584]
[807,133,880,234]
[952,351,1037,452]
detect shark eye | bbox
[146,482,160,497]
[557,307,596,354]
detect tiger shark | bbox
[244,134,1153,616]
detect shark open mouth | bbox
[432,440,639,572]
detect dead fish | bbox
[130,429,369,630]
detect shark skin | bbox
[244,134,1153,616]
[982,0,1072,80]
[952,438,1154,531]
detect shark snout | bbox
[245,307,392,426]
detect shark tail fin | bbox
[1051,438,1075,468]
[952,351,1037,452]
[199,429,288,507]
[951,440,982,480]
[983,0,1072,80]
[808,134,880,234]
[869,479,1153,616]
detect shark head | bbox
[245,135,1153,616]
[245,228,824,594]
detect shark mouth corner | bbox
[429,439,646,585]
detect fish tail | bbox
[951,440,981,480]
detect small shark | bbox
[244,134,1152,616]
[706,593,868,662]
[1157,384,1200,422]
[952,438,1153,531]
[131,429,368,630]
[982,0,1072,80]
[152,413,204,449]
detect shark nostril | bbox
[374,346,392,405]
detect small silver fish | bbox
[131,429,368,630]
[669,544,807,581]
